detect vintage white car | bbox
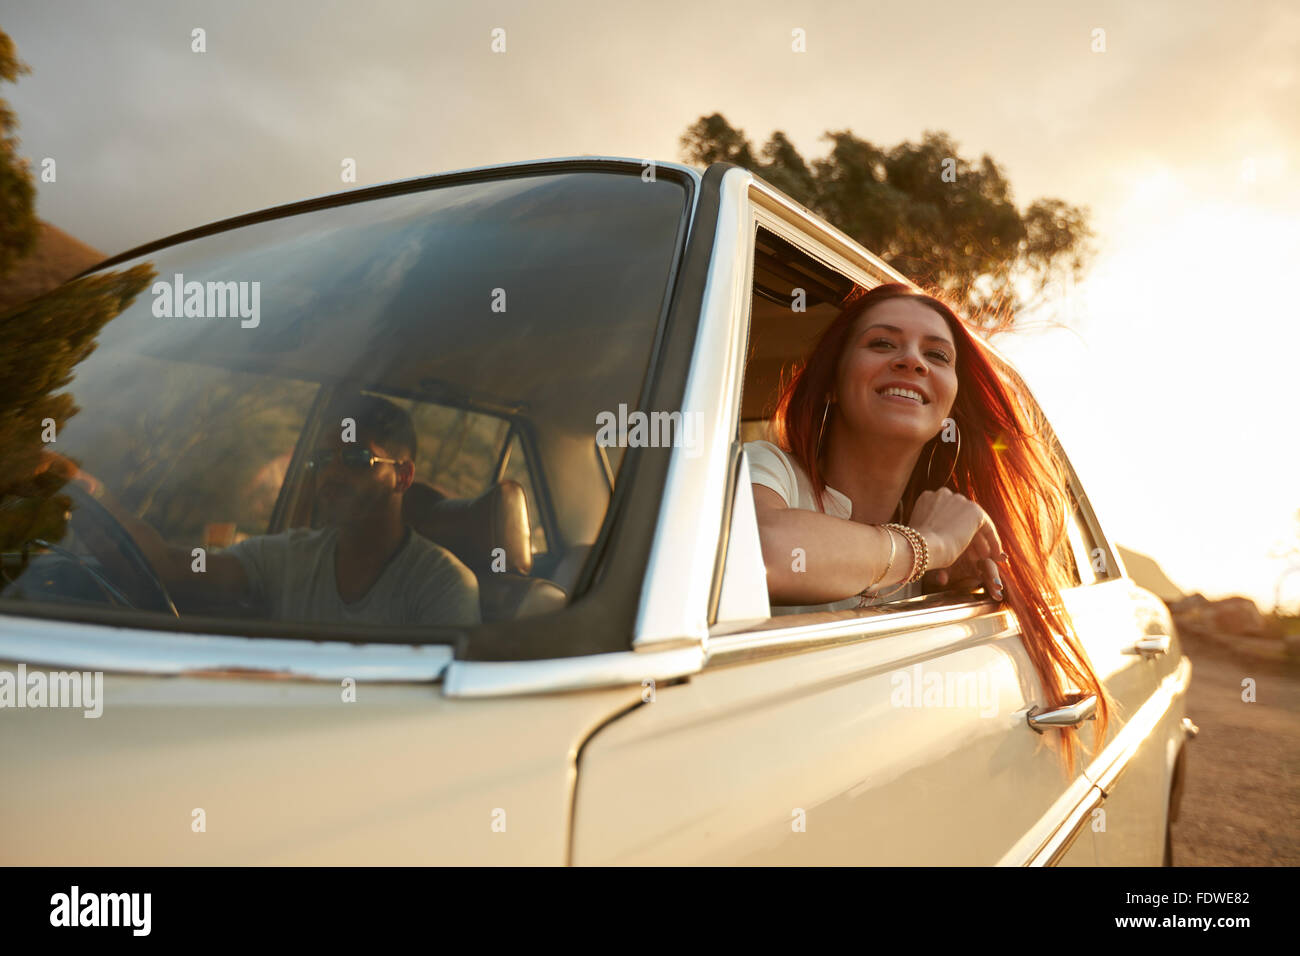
[0,157,1195,865]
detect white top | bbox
[745,439,920,615]
[228,527,481,627]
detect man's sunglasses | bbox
[305,448,406,471]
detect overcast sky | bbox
[6,0,1299,607]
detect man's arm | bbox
[70,468,251,603]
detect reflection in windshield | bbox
[0,171,687,637]
[0,264,155,553]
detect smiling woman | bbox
[748,281,1115,774]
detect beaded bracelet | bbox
[883,523,929,583]
[864,523,931,602]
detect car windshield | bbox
[0,168,689,639]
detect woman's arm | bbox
[753,485,918,605]
[753,484,1005,606]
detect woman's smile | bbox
[875,381,930,405]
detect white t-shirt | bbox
[227,527,481,628]
[745,439,920,615]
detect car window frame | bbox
[1058,447,1124,586]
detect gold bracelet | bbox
[858,526,896,603]
[883,523,930,584]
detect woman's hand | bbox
[908,488,1005,601]
[924,550,1004,601]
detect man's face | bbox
[311,432,413,528]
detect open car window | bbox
[1,169,688,639]
[727,220,1081,627]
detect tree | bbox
[680,114,1093,328]
[0,265,156,552]
[0,28,39,280]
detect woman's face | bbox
[834,298,959,444]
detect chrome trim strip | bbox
[992,771,1102,867]
[632,167,755,651]
[442,645,706,698]
[1031,785,1105,867]
[0,613,452,682]
[1084,655,1193,793]
[706,600,1003,665]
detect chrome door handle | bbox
[1127,635,1171,659]
[1027,695,1097,734]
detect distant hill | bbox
[0,221,104,313]
[1116,544,1183,601]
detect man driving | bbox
[67,393,481,628]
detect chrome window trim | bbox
[705,599,1004,666]
[631,167,755,651]
[1065,500,1099,586]
[710,446,773,628]
[749,177,913,290]
[444,601,1007,698]
[442,644,705,699]
[0,612,453,682]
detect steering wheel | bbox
[40,483,180,617]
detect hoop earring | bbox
[925,419,961,488]
[815,398,831,458]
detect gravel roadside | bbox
[1170,625,1299,866]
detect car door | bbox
[1056,477,1191,865]
[572,445,1099,865]
[570,175,1101,865]
[0,616,643,864]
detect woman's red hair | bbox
[771,282,1113,775]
